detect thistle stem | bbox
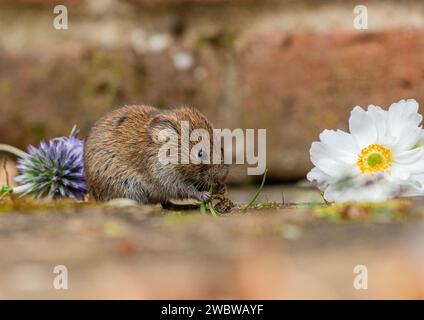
[0,144,28,159]
[12,184,33,195]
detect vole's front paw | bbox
[196,191,211,202]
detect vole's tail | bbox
[0,144,28,159]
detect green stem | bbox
[244,169,268,210]
[208,203,217,216]
[12,184,33,195]
[200,201,206,215]
[200,186,217,216]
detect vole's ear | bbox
[148,114,178,144]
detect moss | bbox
[313,200,412,221]
[102,221,128,238]
[197,29,238,51]
[294,201,323,211]
[163,211,201,227]
[252,201,280,209]
[0,197,92,214]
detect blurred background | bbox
[1,0,424,186]
[2,0,424,300]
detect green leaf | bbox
[0,186,13,199]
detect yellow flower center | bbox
[357,144,393,174]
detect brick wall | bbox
[0,0,423,183]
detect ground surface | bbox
[0,186,423,299]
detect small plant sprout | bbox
[200,201,207,215]
[200,186,217,216]
[208,202,218,216]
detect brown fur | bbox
[84,105,228,205]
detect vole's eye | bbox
[197,149,207,160]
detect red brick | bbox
[237,30,424,179]
[0,44,230,152]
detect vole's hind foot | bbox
[214,197,234,213]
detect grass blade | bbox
[208,203,217,216]
[244,169,268,210]
[200,201,206,215]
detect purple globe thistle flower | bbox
[14,126,88,200]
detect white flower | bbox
[307,99,424,202]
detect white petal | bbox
[388,99,420,125]
[391,147,424,180]
[394,147,424,165]
[306,167,329,183]
[400,129,422,151]
[402,188,424,197]
[310,142,355,178]
[323,184,389,202]
[349,106,378,149]
[367,105,388,144]
[402,174,424,196]
[319,129,359,163]
[322,187,336,202]
[414,130,424,148]
[324,175,395,202]
[387,99,423,151]
[306,167,330,191]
